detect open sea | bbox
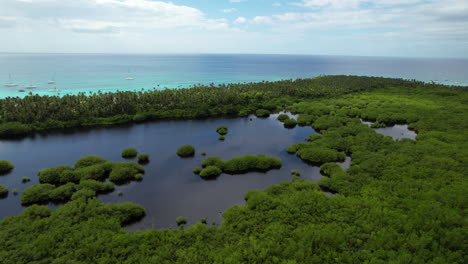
[0,53,467,98]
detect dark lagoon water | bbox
[0,113,326,229]
[1,53,468,98]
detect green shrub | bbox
[223,155,282,173]
[193,167,202,174]
[277,114,289,122]
[218,135,225,141]
[109,167,138,183]
[297,114,315,126]
[23,205,52,219]
[48,183,76,201]
[283,118,297,128]
[200,218,207,224]
[12,188,18,195]
[38,165,74,185]
[75,164,108,182]
[291,170,301,176]
[121,148,138,158]
[306,134,322,142]
[21,184,55,205]
[0,160,14,174]
[177,145,195,157]
[118,191,123,196]
[79,180,114,193]
[216,126,228,135]
[0,122,32,138]
[371,122,386,128]
[255,109,271,117]
[201,151,207,156]
[176,216,187,226]
[71,188,96,200]
[0,184,8,197]
[21,177,31,183]
[199,166,222,179]
[202,157,225,169]
[297,147,346,164]
[137,154,149,163]
[74,155,107,168]
[134,174,143,181]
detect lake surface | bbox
[0,113,325,229]
[361,120,417,140]
[1,53,468,98]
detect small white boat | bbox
[125,69,134,80]
[48,87,60,92]
[25,84,37,89]
[48,75,56,84]
[4,74,18,87]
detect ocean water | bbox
[0,53,467,98]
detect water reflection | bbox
[0,114,322,230]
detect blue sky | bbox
[1,0,467,57]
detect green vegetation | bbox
[255,109,271,117]
[176,216,187,226]
[291,170,301,176]
[0,184,8,197]
[0,160,14,174]
[21,177,31,183]
[199,166,223,179]
[0,76,461,139]
[218,135,225,141]
[197,155,282,179]
[0,77,467,263]
[283,118,297,128]
[201,151,206,156]
[12,188,18,195]
[21,184,55,205]
[134,173,143,181]
[121,148,138,158]
[216,126,228,135]
[193,166,202,174]
[177,145,195,157]
[277,114,289,122]
[74,155,107,168]
[137,153,149,163]
[117,190,123,196]
[22,156,143,205]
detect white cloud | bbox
[234,17,247,24]
[222,8,238,13]
[1,0,232,33]
[273,2,282,7]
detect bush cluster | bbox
[283,118,297,128]
[277,114,289,122]
[0,160,14,174]
[177,145,195,157]
[216,126,228,135]
[0,184,8,197]
[255,109,271,117]
[121,148,138,158]
[197,155,282,179]
[137,154,149,163]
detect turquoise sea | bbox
[1,53,467,98]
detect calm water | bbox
[0,113,326,229]
[1,53,468,98]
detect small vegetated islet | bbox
[176,145,195,157]
[0,160,14,174]
[21,155,142,205]
[121,148,138,158]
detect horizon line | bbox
[0,51,467,60]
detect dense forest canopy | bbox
[0,76,466,263]
[0,75,465,138]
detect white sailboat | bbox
[125,69,134,80]
[4,74,18,87]
[48,76,56,84]
[48,87,60,92]
[25,83,37,89]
